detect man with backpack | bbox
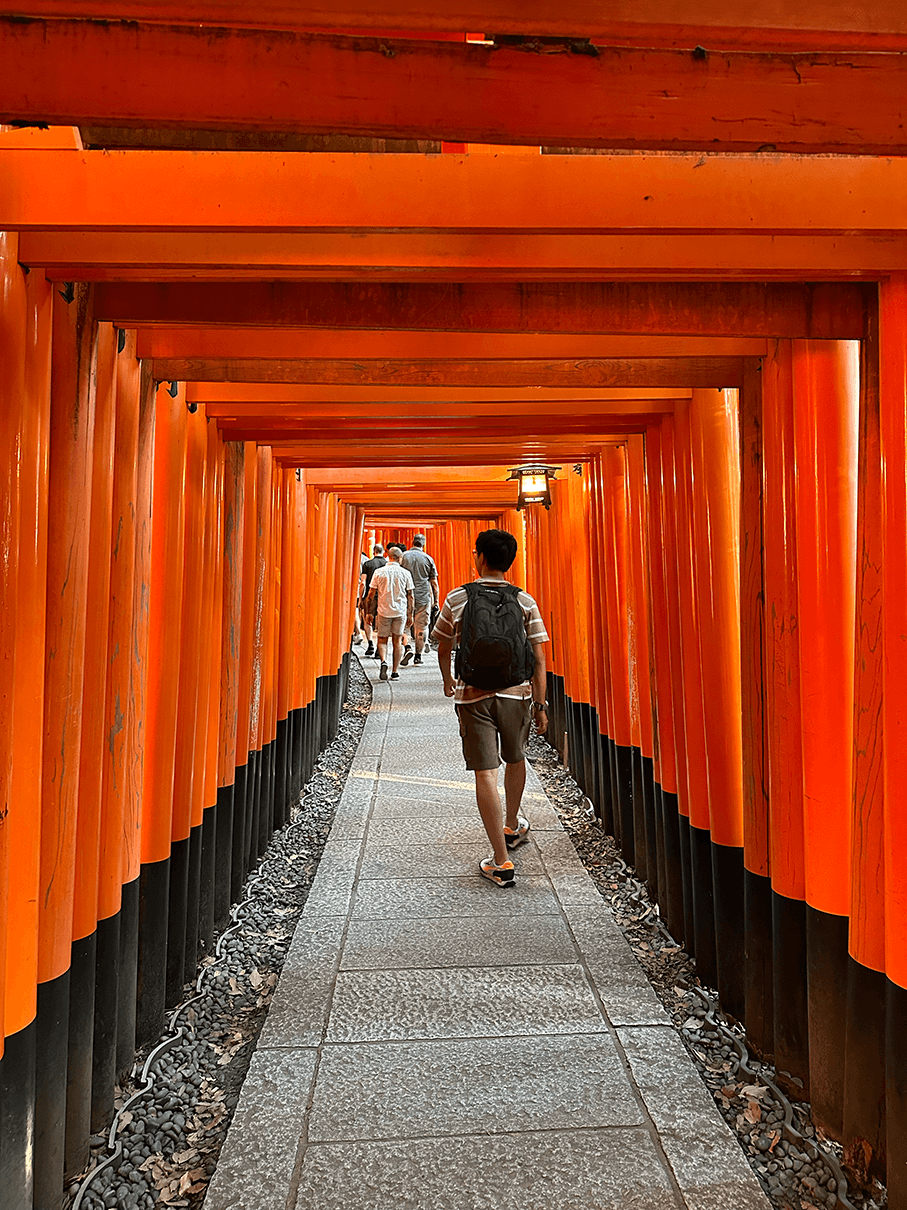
[431,528,549,888]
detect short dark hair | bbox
[475,528,518,572]
[387,541,405,552]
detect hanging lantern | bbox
[507,464,560,510]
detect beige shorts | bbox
[456,696,532,771]
[413,602,431,632]
[376,613,406,638]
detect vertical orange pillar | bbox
[67,321,117,1176]
[689,387,745,1019]
[791,340,860,1133]
[137,381,186,1045]
[221,442,246,904]
[36,282,96,1203]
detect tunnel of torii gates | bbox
[9,4,907,1209]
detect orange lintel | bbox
[273,441,624,467]
[204,398,675,420]
[95,282,864,340]
[304,465,514,484]
[188,384,686,404]
[11,3,907,50]
[169,358,733,388]
[135,330,767,361]
[6,152,907,236]
[21,231,907,281]
[4,21,907,153]
[217,418,655,442]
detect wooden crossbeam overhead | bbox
[188,384,683,404]
[172,357,745,387]
[95,282,864,339]
[139,331,767,360]
[203,400,675,420]
[4,20,907,152]
[7,152,907,234]
[216,418,653,441]
[304,466,517,485]
[11,2,907,50]
[24,231,907,281]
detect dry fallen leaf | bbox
[250,969,264,989]
[743,1099,762,1125]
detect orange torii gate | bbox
[3,6,907,1208]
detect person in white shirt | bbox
[368,546,415,681]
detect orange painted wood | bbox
[625,435,654,760]
[171,407,208,843]
[672,397,710,830]
[218,443,245,786]
[12,2,907,49]
[849,298,885,972]
[196,385,683,406]
[25,229,907,282]
[9,151,907,237]
[792,341,859,919]
[136,329,767,363]
[39,283,96,981]
[141,383,187,865]
[73,321,117,943]
[201,425,224,818]
[93,281,865,339]
[0,234,27,1048]
[739,360,769,877]
[761,341,806,902]
[99,329,142,920]
[601,446,634,750]
[879,277,907,988]
[689,388,744,848]
[643,423,678,796]
[235,444,259,762]
[167,358,743,388]
[5,21,907,153]
[6,266,52,1035]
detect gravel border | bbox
[525,732,887,1210]
[68,660,371,1210]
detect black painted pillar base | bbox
[711,842,745,1022]
[274,716,289,830]
[166,835,190,1005]
[886,978,907,1208]
[843,956,887,1184]
[772,890,810,1098]
[92,911,120,1133]
[198,801,217,955]
[659,788,685,946]
[183,823,203,984]
[116,876,139,1077]
[629,747,648,886]
[214,782,235,930]
[743,867,774,1060]
[34,968,70,1210]
[596,733,614,835]
[231,762,248,904]
[677,812,695,962]
[689,824,718,990]
[246,748,260,874]
[65,931,96,1179]
[257,739,273,858]
[612,742,634,866]
[805,906,849,1138]
[136,857,170,1048]
[0,1020,36,1210]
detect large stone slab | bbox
[340,913,580,970]
[258,916,346,1049]
[352,874,561,919]
[307,1033,644,1142]
[618,1025,771,1210]
[205,1048,316,1210]
[291,1127,683,1210]
[325,964,608,1043]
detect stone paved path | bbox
[205,656,770,1210]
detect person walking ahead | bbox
[368,546,415,681]
[359,543,387,657]
[432,528,548,887]
[401,533,439,666]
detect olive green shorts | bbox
[456,695,532,771]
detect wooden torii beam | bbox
[6,151,907,234]
[92,281,865,338]
[10,2,907,50]
[4,19,907,152]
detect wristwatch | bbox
[532,701,548,712]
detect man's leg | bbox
[390,627,404,674]
[503,759,527,831]
[474,769,509,866]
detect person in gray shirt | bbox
[400,534,439,666]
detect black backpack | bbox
[455,581,535,691]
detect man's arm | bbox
[437,638,456,697]
[405,586,414,624]
[531,642,548,734]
